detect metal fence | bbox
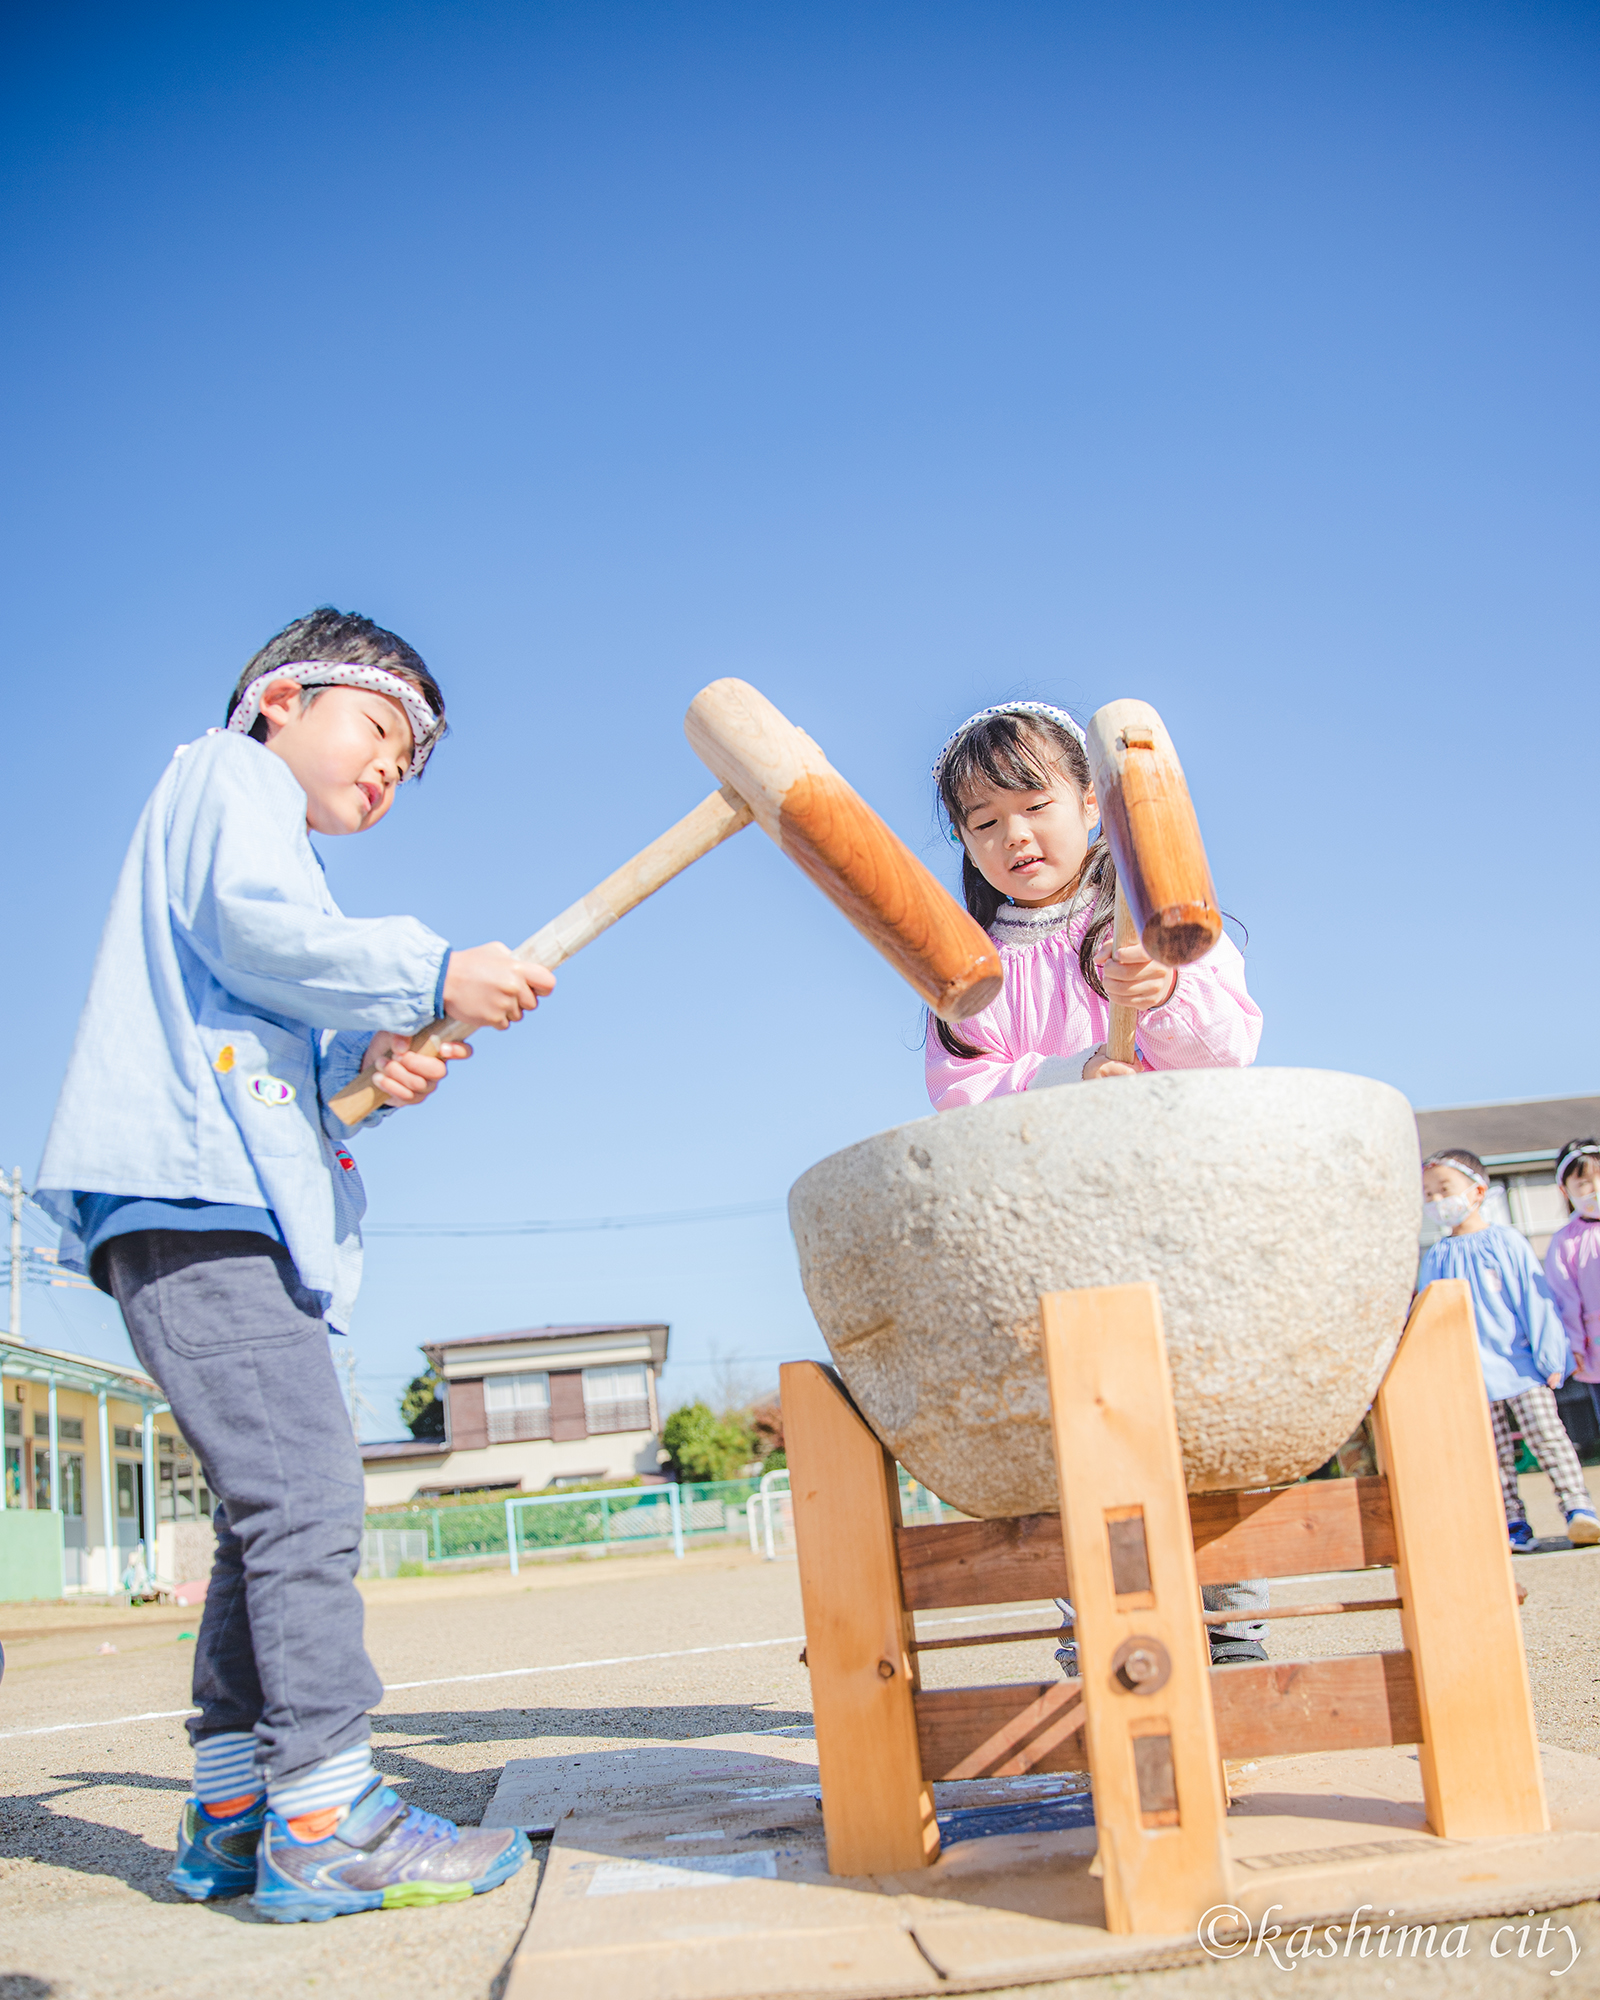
[363,1478,763,1569]
[747,1469,954,1560]
[360,1528,429,1578]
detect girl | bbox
[927,700,1266,1669]
[1419,1149,1599,1550]
[926,701,1261,1110]
[1543,1137,1600,1434]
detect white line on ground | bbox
[0,1605,1065,1743]
[379,1633,807,1694]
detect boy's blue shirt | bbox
[1417,1223,1570,1400]
[36,730,450,1331]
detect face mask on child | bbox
[1424,1195,1474,1231]
[1573,1192,1600,1221]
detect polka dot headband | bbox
[227,661,442,778]
[931,701,1088,786]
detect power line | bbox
[365,1199,784,1238]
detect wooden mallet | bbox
[1084,699,1222,1066]
[328,678,1002,1126]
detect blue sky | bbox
[3,1,1596,1427]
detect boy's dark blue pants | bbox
[104,1231,382,1784]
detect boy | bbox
[1419,1148,1600,1552]
[37,608,552,1921]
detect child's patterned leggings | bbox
[1490,1386,1590,1524]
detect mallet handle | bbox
[327,784,754,1129]
[1105,887,1139,1065]
[685,679,1002,1024]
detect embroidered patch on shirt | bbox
[247,1073,296,1107]
[214,1045,235,1073]
[334,1146,356,1171]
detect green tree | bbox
[401,1368,445,1440]
[662,1400,756,1482]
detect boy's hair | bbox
[1423,1148,1489,1188]
[226,608,446,759]
[932,710,1116,1061]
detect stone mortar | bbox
[788,1068,1420,1515]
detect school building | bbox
[360,1320,671,1507]
[0,1333,210,1600]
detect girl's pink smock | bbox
[1543,1211,1600,1382]
[925,888,1262,1112]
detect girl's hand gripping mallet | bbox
[330,680,1002,1127]
[1084,698,1223,1066]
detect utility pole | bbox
[338,1347,376,1443]
[6,1168,22,1342]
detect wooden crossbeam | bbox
[896,1476,1397,1613]
[914,1651,1422,1781]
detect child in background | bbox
[1543,1137,1600,1434]
[1419,1149,1599,1551]
[926,700,1266,1667]
[36,609,554,1920]
[925,702,1261,1109]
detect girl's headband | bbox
[1556,1140,1600,1186]
[1422,1150,1489,1190]
[227,661,442,778]
[931,701,1088,786]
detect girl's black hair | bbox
[932,711,1116,1061]
[226,606,447,768]
[1555,1137,1600,1207]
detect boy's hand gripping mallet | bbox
[328,678,1002,1127]
[1084,699,1222,1065]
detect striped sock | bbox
[192,1730,261,1811]
[267,1741,375,1830]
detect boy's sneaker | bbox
[1054,1641,1079,1680]
[1508,1520,1537,1552]
[169,1793,266,1900]
[1565,1508,1600,1547]
[253,1778,530,1923]
[1209,1636,1268,1668]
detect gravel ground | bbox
[0,1466,1596,2000]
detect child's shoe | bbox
[1054,1641,1079,1680]
[1565,1508,1600,1547]
[1508,1519,1537,1552]
[169,1793,266,1900]
[253,1778,530,1923]
[1208,1636,1268,1667]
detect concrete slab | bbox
[504,1743,1600,2000]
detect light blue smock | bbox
[36,730,449,1330]
[1416,1224,1571,1401]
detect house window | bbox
[37,1453,84,1516]
[116,1463,141,1517]
[582,1365,651,1435]
[483,1372,551,1443]
[34,1414,84,1442]
[160,1456,212,1522]
[114,1426,141,1450]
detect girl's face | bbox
[956,755,1098,908]
[1565,1158,1600,1212]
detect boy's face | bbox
[1422,1163,1481,1207]
[258,679,416,835]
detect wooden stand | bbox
[781,1277,1548,1935]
